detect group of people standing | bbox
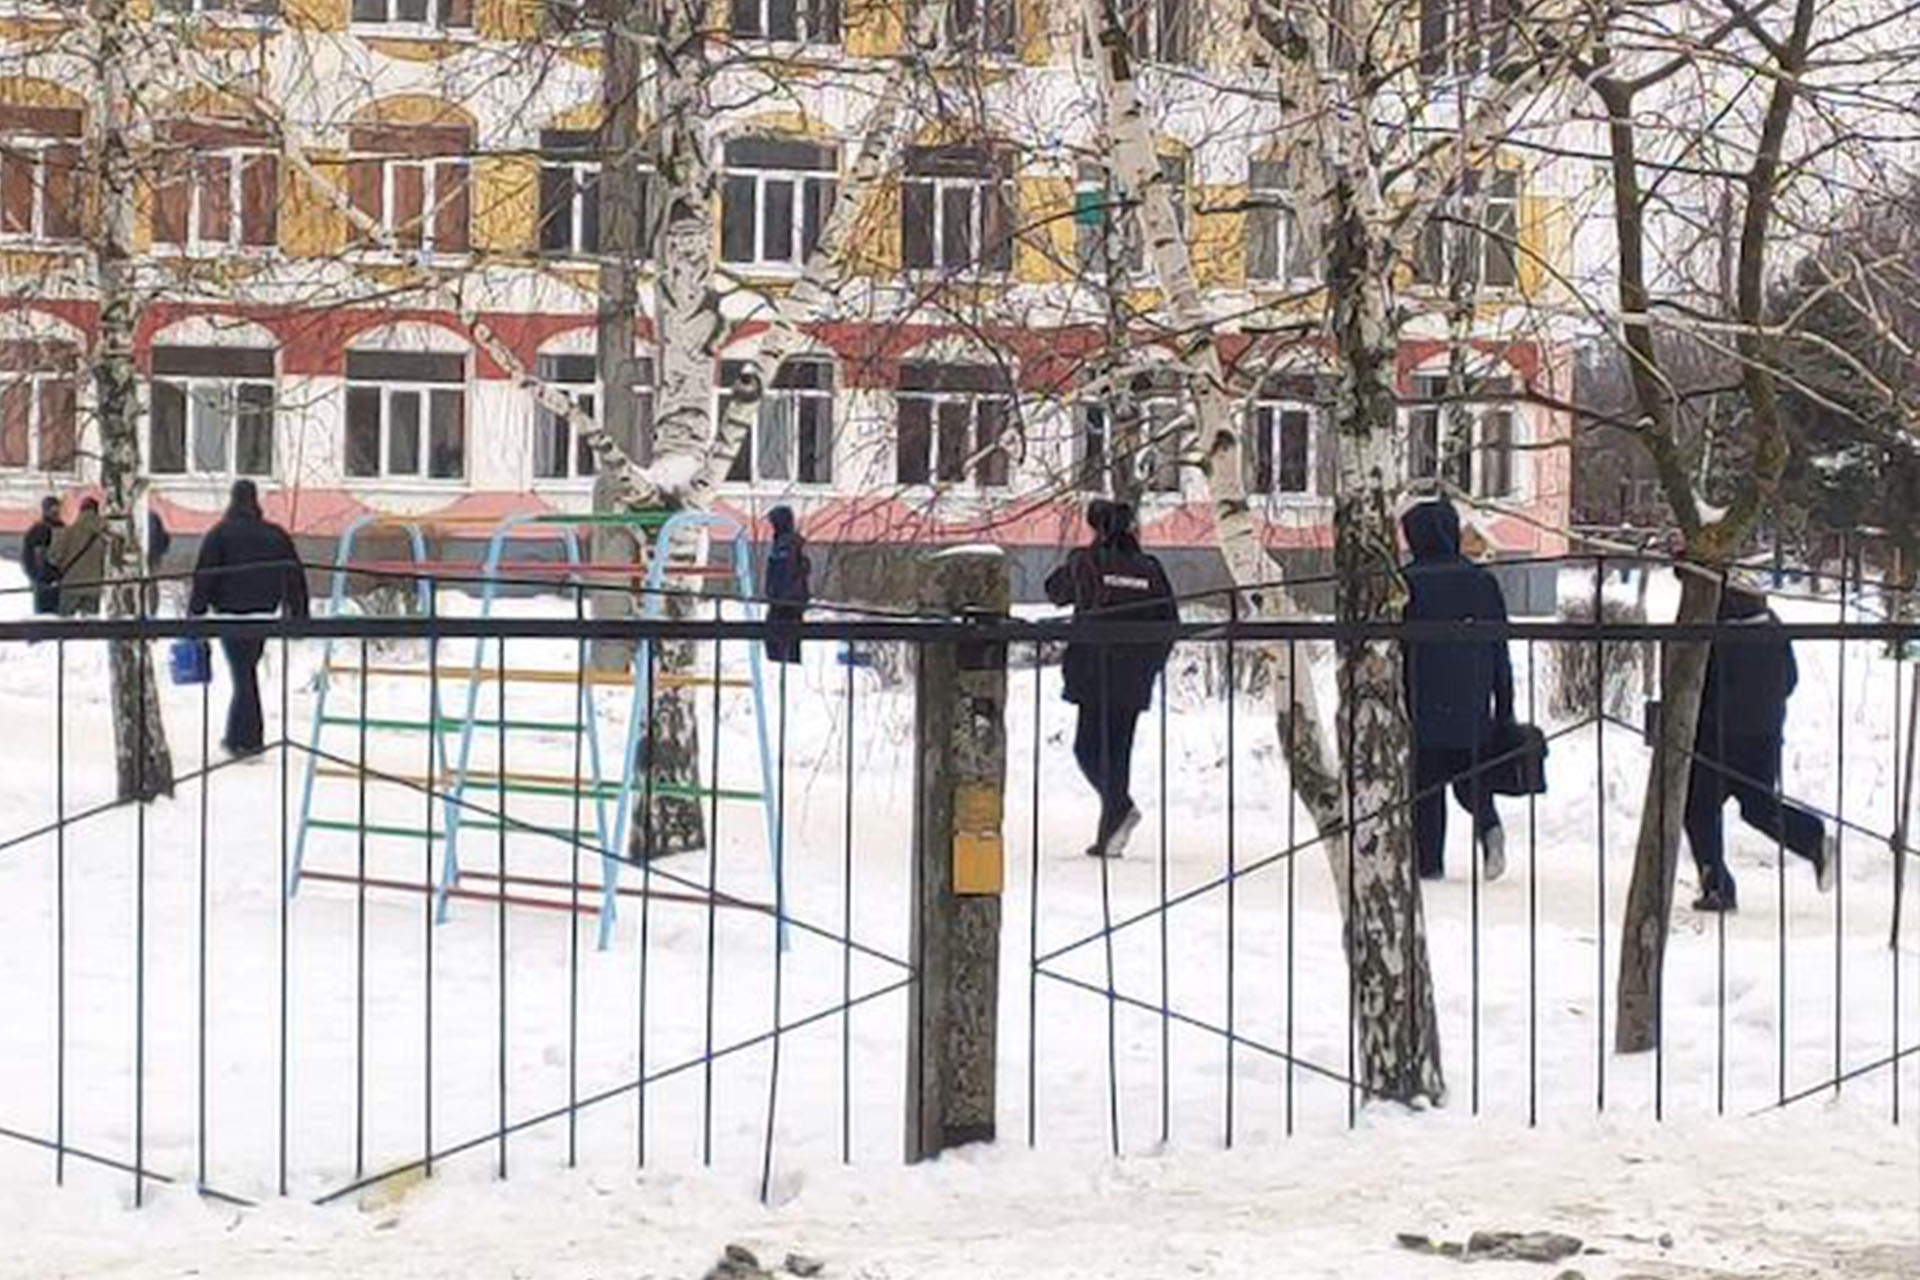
[1046,493,1836,909]
[17,481,306,758]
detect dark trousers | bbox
[764,604,803,665]
[1685,732,1824,895]
[1073,700,1141,842]
[220,636,266,754]
[1413,744,1502,877]
[31,582,57,615]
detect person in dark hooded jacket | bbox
[189,480,308,757]
[1045,500,1179,858]
[763,505,810,665]
[1685,586,1833,912]
[1401,496,1514,881]
[21,495,63,614]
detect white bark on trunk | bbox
[91,0,173,803]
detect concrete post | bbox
[906,547,1010,1163]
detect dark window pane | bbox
[809,0,839,42]
[767,0,798,40]
[721,174,757,262]
[191,383,230,472]
[797,394,831,483]
[940,184,972,267]
[37,379,73,471]
[974,398,1008,487]
[1279,408,1309,493]
[575,391,597,475]
[936,399,969,482]
[236,382,275,475]
[151,381,187,473]
[429,389,465,478]
[897,395,930,484]
[0,382,27,467]
[1079,404,1106,491]
[345,386,382,477]
[763,177,795,261]
[901,180,934,268]
[154,346,275,378]
[1252,406,1275,492]
[433,161,470,252]
[539,164,574,252]
[581,168,602,254]
[1246,204,1278,281]
[388,390,421,475]
[352,0,384,20]
[758,394,793,480]
[729,0,760,35]
[982,180,1014,272]
[801,175,833,256]
[397,0,427,20]
[240,154,277,247]
[345,350,465,383]
[726,425,752,481]
[724,137,836,170]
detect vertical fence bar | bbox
[1285,640,1296,1137]
[1594,555,1607,1114]
[279,630,290,1197]
[841,641,855,1164]
[759,659,790,1204]
[496,635,509,1179]
[1224,612,1237,1149]
[1098,649,1120,1158]
[424,597,438,1178]
[703,597,724,1166]
[356,638,369,1179]
[1158,665,1169,1148]
[1835,558,1849,1096]
[1894,633,1907,1126]
[637,628,658,1168]
[1026,654,1041,1150]
[134,617,149,1208]
[1344,621,1357,1131]
[1526,638,1538,1128]
[54,637,65,1189]
[1470,688,1482,1118]
[198,647,211,1189]
[567,587,584,1167]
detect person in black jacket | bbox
[1045,500,1179,858]
[1401,497,1514,881]
[763,505,809,665]
[189,480,309,758]
[1685,586,1834,912]
[21,495,63,615]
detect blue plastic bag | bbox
[169,637,212,686]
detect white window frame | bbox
[0,139,76,244]
[897,389,1014,489]
[158,0,283,21]
[531,351,639,483]
[1246,160,1315,285]
[1125,0,1191,65]
[1418,171,1520,289]
[1406,374,1521,499]
[345,379,468,482]
[1249,398,1318,499]
[905,175,1012,275]
[350,0,472,32]
[720,357,835,487]
[719,139,837,270]
[0,369,76,474]
[377,158,465,256]
[1077,395,1184,495]
[728,0,841,45]
[1073,156,1187,281]
[164,146,277,254]
[150,375,277,478]
[540,154,599,257]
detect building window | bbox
[346,121,472,255]
[722,357,834,485]
[896,361,1013,488]
[1250,401,1315,496]
[153,120,278,252]
[902,145,1015,275]
[1123,0,1191,65]
[1073,154,1186,278]
[1416,171,1519,289]
[1418,0,1516,79]
[1076,371,1184,493]
[1245,159,1315,284]
[351,0,472,27]
[344,350,467,480]
[0,105,82,244]
[1408,374,1517,498]
[532,352,654,480]
[914,0,1016,54]
[0,341,78,474]
[150,346,276,477]
[719,136,838,268]
[728,0,839,42]
[537,129,652,260]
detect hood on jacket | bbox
[768,505,797,537]
[227,478,263,521]
[1719,584,1771,621]
[1401,498,1462,560]
[1087,499,1140,552]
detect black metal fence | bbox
[0,561,1912,1209]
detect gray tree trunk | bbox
[91,0,172,803]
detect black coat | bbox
[1699,610,1797,744]
[189,513,309,618]
[765,530,811,606]
[22,516,59,582]
[1044,541,1178,713]
[1401,501,1515,750]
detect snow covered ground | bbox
[0,562,1914,1278]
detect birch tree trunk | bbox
[1084,0,1441,1102]
[91,0,173,803]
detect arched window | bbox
[0,337,78,474]
[720,355,835,486]
[153,116,279,252]
[0,101,81,244]
[149,334,278,477]
[901,144,1015,275]
[345,329,469,480]
[719,135,838,268]
[347,115,472,256]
